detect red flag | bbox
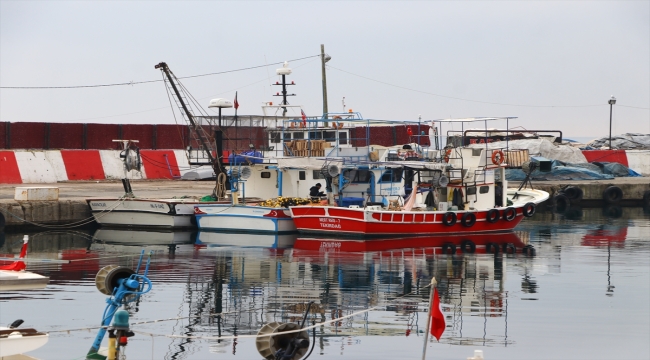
[301,109,307,127]
[429,287,446,340]
[234,92,239,110]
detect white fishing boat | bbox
[87,197,234,229]
[0,236,50,291]
[0,322,49,358]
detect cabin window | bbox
[479,186,490,194]
[323,131,336,142]
[283,132,291,141]
[261,172,271,179]
[379,169,403,183]
[270,132,281,143]
[308,131,322,140]
[345,169,371,183]
[299,171,306,180]
[312,170,326,179]
[466,186,477,195]
[293,132,304,140]
[339,132,348,145]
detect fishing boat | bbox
[192,61,432,233]
[0,236,50,291]
[289,144,549,237]
[86,196,259,229]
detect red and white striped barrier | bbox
[2,149,647,184]
[0,150,191,184]
[581,150,650,176]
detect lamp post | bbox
[321,44,331,125]
[208,98,233,177]
[608,96,616,149]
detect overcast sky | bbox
[1,1,648,138]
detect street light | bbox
[608,96,616,149]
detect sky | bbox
[1,1,649,138]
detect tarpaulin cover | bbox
[584,133,650,150]
[228,150,263,164]
[505,160,640,181]
[468,138,588,163]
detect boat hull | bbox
[195,205,296,233]
[0,327,49,357]
[87,198,232,229]
[289,206,525,237]
[290,188,548,237]
[0,271,50,291]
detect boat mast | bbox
[272,62,295,117]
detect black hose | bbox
[299,302,314,329]
[302,320,317,360]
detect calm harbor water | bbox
[1,207,648,360]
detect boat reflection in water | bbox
[90,228,197,254]
[196,231,299,249]
[161,230,536,357]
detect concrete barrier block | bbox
[14,187,59,201]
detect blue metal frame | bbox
[87,251,153,358]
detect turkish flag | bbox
[234,92,239,110]
[430,287,445,340]
[301,109,307,126]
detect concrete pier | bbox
[1,178,648,229]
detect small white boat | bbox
[0,236,49,291]
[195,204,296,233]
[0,320,49,358]
[87,197,228,229]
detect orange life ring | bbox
[491,150,505,165]
[444,148,452,163]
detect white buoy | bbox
[467,349,484,360]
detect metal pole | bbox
[321,44,329,126]
[421,277,437,360]
[609,103,613,149]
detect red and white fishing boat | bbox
[289,147,549,237]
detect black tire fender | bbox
[461,240,476,254]
[486,242,500,254]
[603,186,623,205]
[553,193,570,211]
[522,202,536,217]
[442,212,457,226]
[441,243,457,255]
[523,245,536,256]
[563,186,583,202]
[486,209,500,223]
[503,207,516,221]
[502,243,516,254]
[461,212,477,227]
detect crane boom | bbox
[155,62,217,165]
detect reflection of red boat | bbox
[581,226,627,248]
[293,231,527,255]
